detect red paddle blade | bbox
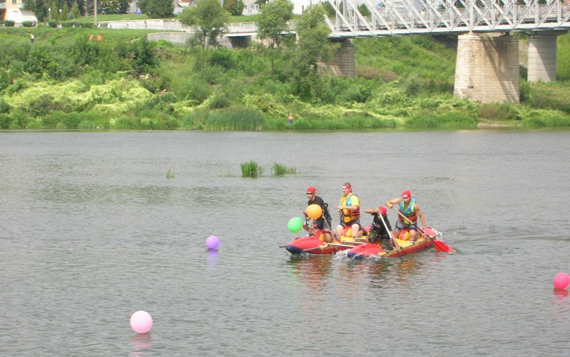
[433,240,452,253]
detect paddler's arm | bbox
[415,205,427,227]
[385,198,401,209]
[364,208,378,215]
[338,204,357,211]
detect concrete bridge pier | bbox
[331,39,356,78]
[527,31,562,82]
[454,33,520,103]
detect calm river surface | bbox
[1,130,569,356]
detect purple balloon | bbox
[206,235,220,249]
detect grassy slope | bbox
[1,25,570,130]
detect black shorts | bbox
[395,221,417,231]
[340,219,361,228]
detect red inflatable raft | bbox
[284,227,447,258]
[284,227,367,255]
[346,227,444,259]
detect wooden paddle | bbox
[376,212,404,261]
[389,206,452,253]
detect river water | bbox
[1,130,569,356]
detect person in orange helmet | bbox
[385,190,426,243]
[364,206,393,251]
[304,186,333,242]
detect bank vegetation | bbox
[1,3,570,131]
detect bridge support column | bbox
[332,39,356,78]
[527,31,560,82]
[454,33,519,103]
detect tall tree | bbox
[223,0,244,16]
[144,0,174,18]
[71,1,81,18]
[256,0,293,76]
[24,0,48,21]
[179,0,229,52]
[62,1,69,20]
[293,5,337,100]
[100,0,130,14]
[295,5,336,74]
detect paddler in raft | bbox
[304,186,334,243]
[336,182,363,239]
[364,206,393,251]
[385,190,427,244]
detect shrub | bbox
[522,110,570,127]
[26,94,56,118]
[0,114,12,129]
[478,103,520,121]
[241,161,263,178]
[205,107,265,130]
[406,111,477,129]
[4,21,15,27]
[22,21,35,27]
[0,98,10,114]
[272,163,296,176]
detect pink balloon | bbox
[553,273,570,290]
[130,311,153,334]
[206,235,220,249]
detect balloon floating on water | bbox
[305,204,323,219]
[287,217,303,233]
[206,235,220,250]
[130,311,153,334]
[553,272,570,289]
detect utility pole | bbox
[94,0,97,26]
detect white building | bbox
[242,0,319,16]
[1,0,38,25]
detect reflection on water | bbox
[130,333,153,356]
[206,249,219,265]
[553,288,569,301]
[287,255,334,295]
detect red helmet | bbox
[306,186,316,194]
[401,190,411,199]
[378,206,387,215]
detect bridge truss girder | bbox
[324,0,570,37]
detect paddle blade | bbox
[433,240,452,253]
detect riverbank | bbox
[1,27,570,130]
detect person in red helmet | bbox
[304,186,333,242]
[336,182,362,239]
[364,206,394,251]
[386,190,426,243]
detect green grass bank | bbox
[1,26,570,131]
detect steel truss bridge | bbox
[324,0,570,37]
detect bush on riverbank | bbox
[1,27,570,130]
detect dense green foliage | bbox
[241,161,263,178]
[272,163,296,176]
[179,0,229,51]
[1,12,570,131]
[143,0,174,19]
[223,0,245,16]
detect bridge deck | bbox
[326,0,570,37]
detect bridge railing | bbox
[325,0,570,37]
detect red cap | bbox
[306,186,316,194]
[402,190,411,199]
[378,206,387,215]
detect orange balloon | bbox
[305,204,322,219]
